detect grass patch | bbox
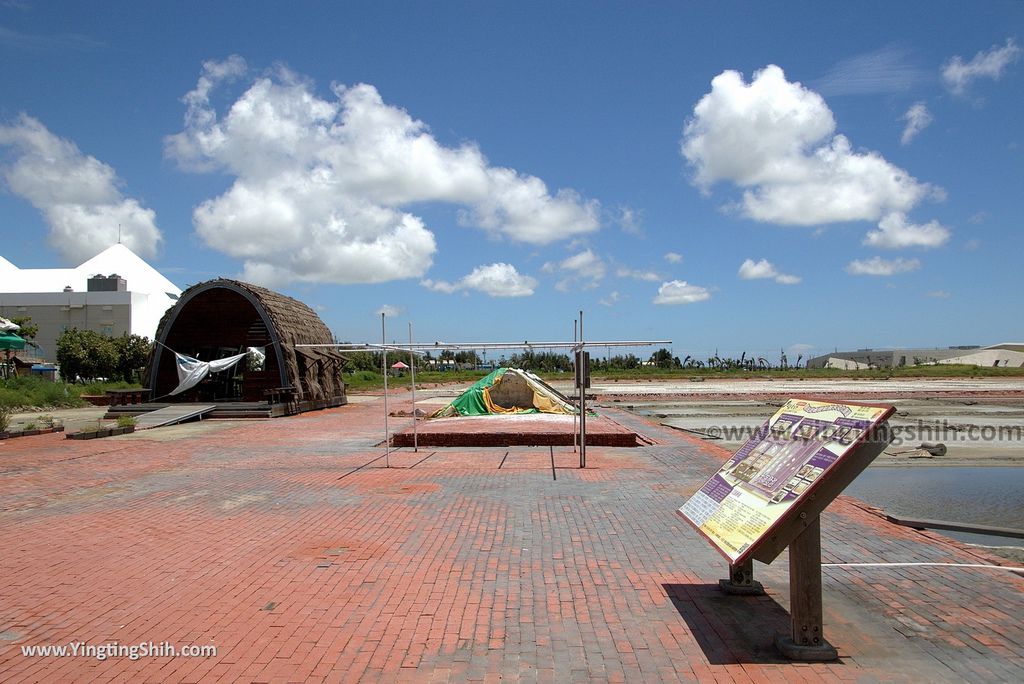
[0,376,76,409]
[0,375,143,409]
[345,369,488,391]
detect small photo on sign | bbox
[796,423,819,440]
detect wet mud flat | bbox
[595,379,1024,467]
[604,378,1024,562]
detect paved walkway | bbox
[1,398,1021,682]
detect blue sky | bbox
[1,1,1021,362]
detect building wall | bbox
[807,347,1016,369]
[816,356,871,370]
[0,291,133,361]
[938,350,1024,367]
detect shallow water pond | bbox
[845,466,1024,547]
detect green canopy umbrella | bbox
[0,331,26,351]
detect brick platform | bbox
[1,398,1022,682]
[391,413,640,448]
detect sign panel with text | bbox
[678,398,895,564]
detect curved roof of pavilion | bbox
[146,279,346,410]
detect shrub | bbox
[1,376,78,408]
[55,328,118,382]
[114,333,152,383]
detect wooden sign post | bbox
[780,515,830,659]
[720,557,763,595]
[678,398,894,661]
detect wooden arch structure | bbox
[146,279,346,414]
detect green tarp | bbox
[438,368,508,417]
[430,367,580,418]
[0,331,26,351]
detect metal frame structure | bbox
[297,313,670,467]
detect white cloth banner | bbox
[170,352,247,396]
[0,317,20,332]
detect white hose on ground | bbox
[823,562,1023,572]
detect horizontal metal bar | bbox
[297,340,672,350]
[885,514,1024,540]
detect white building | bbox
[812,357,872,371]
[0,244,181,362]
[807,344,1024,369]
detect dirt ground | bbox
[572,378,1024,468]
[3,406,110,434]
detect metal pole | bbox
[573,318,578,454]
[579,309,586,469]
[409,321,418,452]
[382,313,390,468]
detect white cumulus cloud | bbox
[615,266,661,282]
[542,248,606,291]
[942,39,1021,95]
[421,262,537,297]
[166,56,599,286]
[0,114,162,263]
[616,206,643,235]
[845,256,921,276]
[864,212,950,249]
[900,102,932,145]
[664,252,683,264]
[738,258,801,284]
[681,65,938,226]
[653,280,711,305]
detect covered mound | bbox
[431,368,578,418]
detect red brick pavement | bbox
[0,398,1021,682]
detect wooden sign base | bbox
[773,516,838,661]
[719,558,765,596]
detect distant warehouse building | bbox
[0,244,181,363]
[807,344,1024,370]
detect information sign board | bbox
[678,398,895,564]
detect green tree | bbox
[10,317,39,349]
[114,333,152,383]
[648,348,680,369]
[56,329,89,382]
[506,351,571,372]
[56,328,119,382]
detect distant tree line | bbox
[332,345,807,375]
[337,349,486,373]
[592,348,806,371]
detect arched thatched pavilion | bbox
[146,279,346,415]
